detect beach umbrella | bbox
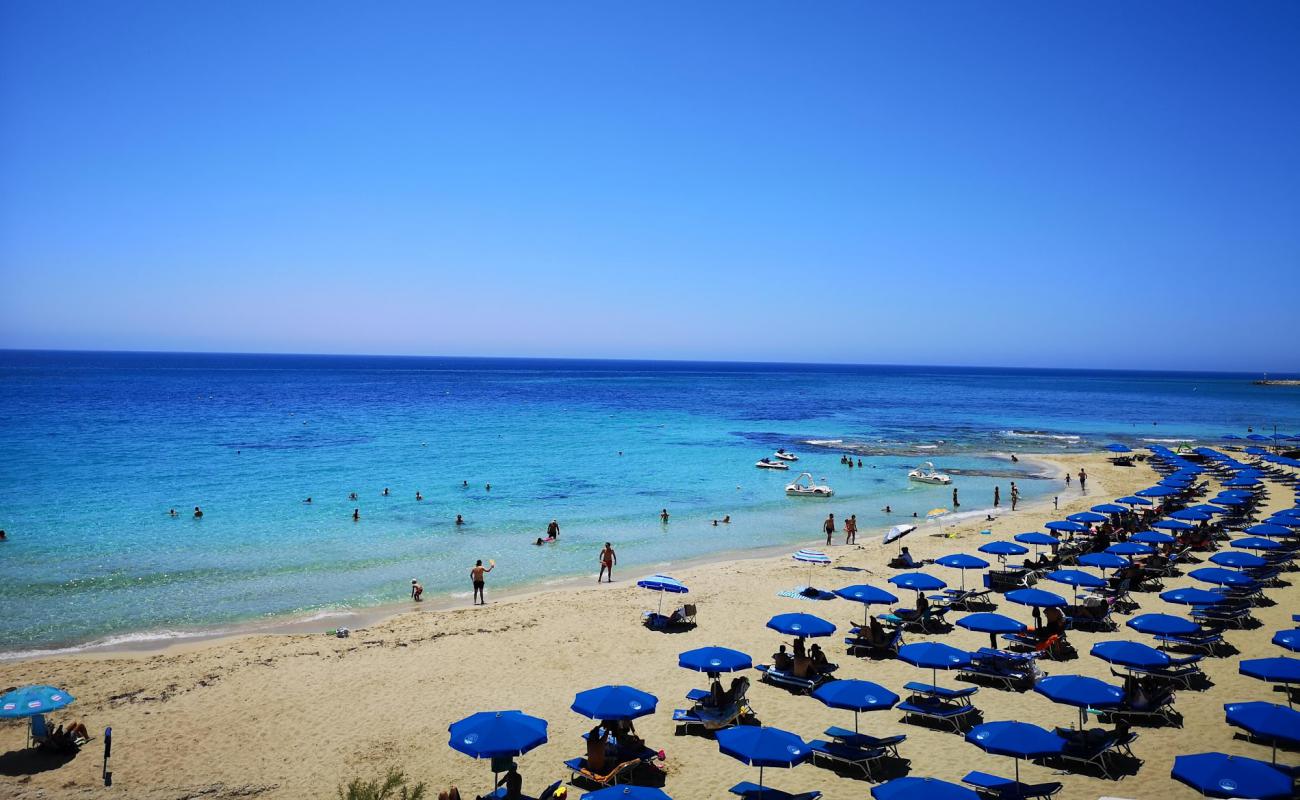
[1078,551,1129,575]
[1272,630,1300,653]
[636,574,688,615]
[1239,657,1300,708]
[1006,588,1067,608]
[1034,675,1125,728]
[1132,530,1177,545]
[766,613,835,639]
[1247,434,1271,442]
[887,572,947,593]
[871,776,978,800]
[834,584,899,628]
[978,541,1028,564]
[1232,537,1285,552]
[1106,443,1132,453]
[1151,519,1194,532]
[1244,524,1294,538]
[1225,477,1261,488]
[715,725,810,792]
[678,646,751,675]
[1223,434,1243,440]
[1044,521,1085,533]
[1160,587,1227,606]
[449,710,548,762]
[1137,486,1180,498]
[1264,514,1300,528]
[1127,613,1199,637]
[958,612,1026,649]
[965,721,1064,785]
[571,685,657,721]
[935,553,989,590]
[0,686,75,719]
[1170,508,1213,521]
[1067,511,1108,524]
[1210,551,1268,570]
[1090,640,1171,670]
[1106,541,1154,557]
[792,549,831,588]
[897,642,971,687]
[1172,752,1294,800]
[1091,504,1129,515]
[1189,567,1257,588]
[1044,569,1105,603]
[1014,532,1057,555]
[884,524,918,549]
[1116,495,1153,506]
[812,679,899,733]
[1192,504,1230,516]
[1211,495,1249,506]
[1224,702,1300,764]
[926,508,951,538]
[583,787,672,800]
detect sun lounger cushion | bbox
[729,782,822,800]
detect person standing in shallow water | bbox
[659,509,669,524]
[993,486,1000,508]
[844,514,858,545]
[547,519,560,540]
[1010,482,1020,511]
[823,513,835,545]
[470,559,493,605]
[952,487,959,508]
[598,542,617,582]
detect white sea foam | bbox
[804,439,843,445]
[1002,430,1082,442]
[1141,438,1194,444]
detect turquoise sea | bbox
[1,351,1297,656]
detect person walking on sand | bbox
[823,513,836,545]
[599,542,617,582]
[1078,468,1088,491]
[1010,482,1020,511]
[993,486,1000,508]
[1064,472,1071,486]
[845,514,858,545]
[470,559,494,605]
[952,487,959,508]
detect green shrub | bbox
[337,768,427,800]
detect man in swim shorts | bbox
[598,542,617,583]
[471,559,493,605]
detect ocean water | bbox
[1,351,1297,656]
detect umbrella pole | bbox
[658,593,665,615]
[854,710,860,734]
[758,765,764,790]
[1014,757,1020,785]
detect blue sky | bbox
[2,2,1298,370]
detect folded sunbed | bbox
[823,726,906,758]
[962,770,1062,799]
[729,781,822,800]
[807,739,888,778]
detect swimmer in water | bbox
[349,492,358,501]
[535,537,545,545]
[416,491,423,501]
[485,483,491,491]
[660,508,670,524]
[463,480,468,487]
[0,530,6,541]
[723,515,730,524]
[353,508,360,521]
[547,519,560,540]
[304,497,312,504]
[712,519,719,526]
[382,487,390,497]
[169,508,178,517]
[194,506,204,519]
[456,514,464,525]
[881,505,891,513]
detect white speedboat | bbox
[786,472,834,497]
[773,449,799,462]
[908,461,952,485]
[756,458,790,470]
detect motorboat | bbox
[773,449,799,461]
[786,472,834,497]
[756,458,790,470]
[908,461,952,485]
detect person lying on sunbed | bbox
[773,644,794,672]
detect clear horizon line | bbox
[1,346,1293,378]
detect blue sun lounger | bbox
[755,664,831,694]
[807,739,889,778]
[824,726,906,758]
[481,779,563,800]
[845,626,903,657]
[958,648,1041,691]
[1050,727,1141,779]
[962,770,1062,799]
[1153,629,1225,655]
[897,682,980,731]
[729,782,822,800]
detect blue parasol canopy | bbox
[1244,523,1294,538]
[766,613,836,638]
[1131,530,1176,545]
[448,710,548,759]
[793,549,832,565]
[1127,613,1199,636]
[1151,519,1194,532]
[1189,567,1257,588]
[812,679,900,713]
[636,575,688,593]
[571,685,657,721]
[1090,640,1171,669]
[887,572,947,592]
[1014,532,1057,546]
[978,541,1028,557]
[1240,656,1300,685]
[1105,443,1132,453]
[1172,752,1293,800]
[871,777,978,800]
[1210,551,1267,570]
[1078,552,1129,571]
[898,642,970,671]
[583,787,673,800]
[1136,486,1179,498]
[1160,587,1226,606]
[1272,630,1300,653]
[1045,569,1106,589]
[1232,537,1285,551]
[1006,588,1067,608]
[1211,494,1249,506]
[678,646,752,674]
[1091,504,1129,514]
[1067,511,1108,524]
[1224,702,1300,751]
[1034,675,1125,726]
[935,553,989,570]
[1116,495,1153,506]
[833,584,898,605]
[1169,508,1212,521]
[957,613,1026,635]
[965,721,1065,783]
[0,685,75,718]
[1044,520,1086,533]
[716,725,810,769]
[1106,541,1154,556]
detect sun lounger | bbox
[1109,657,1205,691]
[880,604,951,634]
[824,726,906,758]
[943,587,994,610]
[1049,727,1141,779]
[729,782,822,800]
[985,568,1037,593]
[755,663,832,694]
[481,779,563,800]
[1153,630,1225,655]
[642,603,697,630]
[962,770,1063,800]
[904,681,978,704]
[897,683,979,732]
[807,739,889,778]
[563,755,645,787]
[845,626,903,658]
[958,648,1041,691]
[1066,604,1117,633]
[1102,689,1179,727]
[1190,604,1253,629]
[674,688,752,732]
[1002,632,1076,661]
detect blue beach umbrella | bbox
[571,685,657,721]
[958,612,1027,649]
[1222,434,1243,440]
[935,554,988,591]
[678,646,752,675]
[1151,519,1194,532]
[1189,567,1257,588]
[1137,486,1180,498]
[1247,434,1271,442]
[812,679,900,732]
[0,686,75,719]
[1090,640,1171,670]
[1210,551,1268,570]
[1192,504,1230,516]
[1272,630,1300,653]
[449,710,548,760]
[1015,531,1058,548]
[1232,537,1285,552]
[1034,675,1125,728]
[871,777,978,800]
[887,572,947,593]
[978,541,1028,562]
[1240,657,1300,707]
[965,721,1064,785]
[1078,552,1129,572]
[1127,613,1199,637]
[834,584,899,627]
[637,574,688,614]
[1170,508,1213,521]
[1224,702,1300,763]
[1244,524,1294,538]
[1211,495,1249,506]
[1172,752,1294,800]
[766,613,836,639]
[1106,443,1132,453]
[1106,541,1154,556]
[1225,477,1261,488]
[716,725,810,791]
[1116,495,1153,506]
[1045,569,1105,602]
[897,642,971,687]
[1006,588,1067,608]
[792,549,831,587]
[1067,511,1108,524]
[1161,587,1227,606]
[1264,514,1300,528]
[583,787,673,800]
[1091,504,1129,514]
[1131,530,1176,545]
[1044,520,1086,533]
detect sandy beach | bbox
[2,450,1296,800]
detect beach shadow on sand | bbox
[0,746,78,777]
